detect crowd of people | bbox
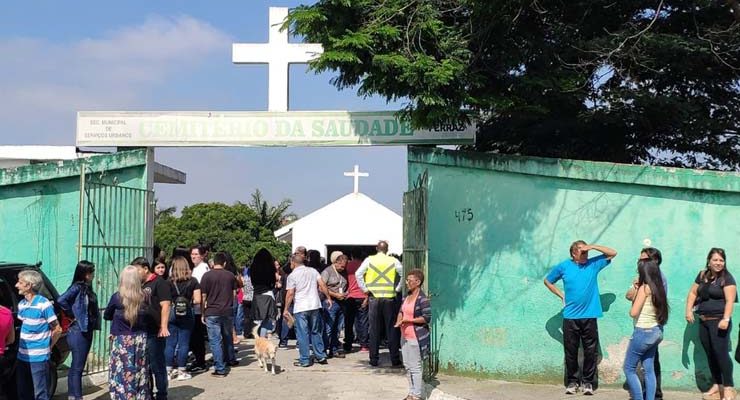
[1,240,430,400]
[544,242,735,400]
[9,238,732,400]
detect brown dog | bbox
[252,325,278,374]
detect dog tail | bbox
[251,324,260,339]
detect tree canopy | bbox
[289,0,740,170]
[154,202,292,266]
[246,189,298,232]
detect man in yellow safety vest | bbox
[355,240,404,367]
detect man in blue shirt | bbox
[15,270,62,400]
[544,240,618,396]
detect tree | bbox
[246,189,298,232]
[154,199,177,225]
[154,202,292,266]
[289,1,740,170]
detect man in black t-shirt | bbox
[200,252,238,377]
[133,257,172,400]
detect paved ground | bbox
[429,374,701,400]
[51,339,705,399]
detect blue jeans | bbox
[67,324,93,399]
[294,309,326,365]
[16,360,50,400]
[323,300,344,353]
[234,298,245,335]
[624,326,663,400]
[205,315,236,373]
[255,318,275,338]
[165,317,194,369]
[147,334,168,400]
[279,304,294,345]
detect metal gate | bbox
[78,172,154,374]
[402,169,434,378]
[402,171,428,289]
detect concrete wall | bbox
[407,147,740,391]
[0,150,149,289]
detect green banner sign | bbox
[76,111,475,147]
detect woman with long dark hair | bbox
[57,260,101,400]
[686,248,736,400]
[623,259,668,400]
[250,248,279,337]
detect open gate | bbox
[402,169,435,378]
[77,171,154,374]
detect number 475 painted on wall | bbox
[454,208,474,222]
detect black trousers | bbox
[242,300,253,337]
[368,296,401,365]
[190,315,207,366]
[699,319,734,387]
[563,318,599,386]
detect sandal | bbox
[705,386,722,400]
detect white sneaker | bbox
[176,371,192,381]
[565,383,579,394]
[582,383,594,395]
[167,369,178,381]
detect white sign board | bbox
[76,111,475,147]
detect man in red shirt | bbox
[343,252,369,353]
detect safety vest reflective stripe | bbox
[365,254,398,298]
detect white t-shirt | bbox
[287,265,322,314]
[191,262,210,315]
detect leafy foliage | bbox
[154,202,292,266]
[289,0,740,170]
[245,189,298,232]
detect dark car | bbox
[0,262,71,399]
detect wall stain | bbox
[476,327,508,346]
[598,336,631,384]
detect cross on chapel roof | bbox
[344,165,369,194]
[232,7,324,112]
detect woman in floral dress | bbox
[103,265,150,399]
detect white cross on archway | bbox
[344,165,369,194]
[232,7,324,112]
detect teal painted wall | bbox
[0,150,149,290]
[407,147,740,391]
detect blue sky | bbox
[0,0,407,216]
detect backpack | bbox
[173,281,191,317]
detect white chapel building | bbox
[273,165,402,259]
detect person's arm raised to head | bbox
[586,244,618,260]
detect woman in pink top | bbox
[0,289,16,357]
[395,269,432,400]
